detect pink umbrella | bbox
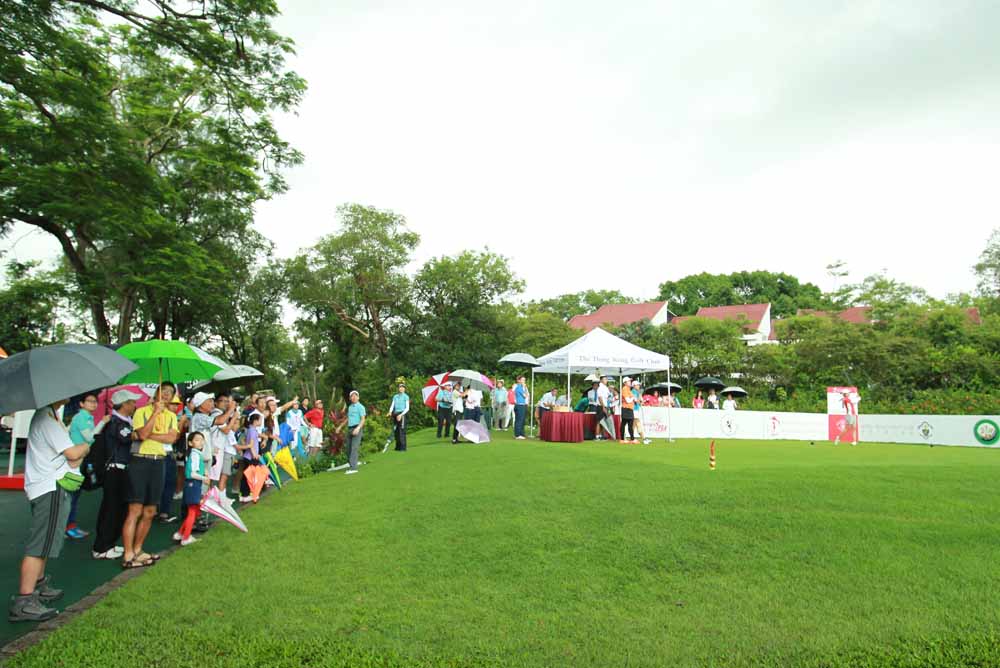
[95,384,157,421]
[422,372,451,410]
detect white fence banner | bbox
[638,408,999,448]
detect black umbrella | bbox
[646,382,682,394]
[0,344,139,413]
[721,386,748,398]
[694,376,726,391]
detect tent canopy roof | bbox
[535,327,670,376]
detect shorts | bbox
[182,479,204,506]
[127,456,165,506]
[222,452,235,475]
[308,427,323,449]
[25,489,72,559]
[845,414,857,426]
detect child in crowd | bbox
[174,432,208,547]
[237,413,262,503]
[285,399,307,459]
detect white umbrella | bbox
[448,369,494,392]
[455,419,491,444]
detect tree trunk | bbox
[116,289,138,344]
[90,297,112,345]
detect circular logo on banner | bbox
[973,419,999,446]
[915,421,934,440]
[721,416,737,436]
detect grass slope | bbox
[8,431,1000,668]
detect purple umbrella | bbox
[455,419,491,444]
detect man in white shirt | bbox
[595,377,615,440]
[464,387,483,426]
[10,401,89,622]
[722,394,738,411]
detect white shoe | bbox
[109,545,124,558]
[345,469,358,475]
[92,549,118,560]
[239,495,253,503]
[172,532,183,541]
[516,436,526,440]
[851,442,857,446]
[643,439,652,444]
[172,491,182,500]
[180,536,198,546]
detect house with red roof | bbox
[567,301,672,333]
[673,303,775,345]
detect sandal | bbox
[134,552,160,564]
[122,556,153,569]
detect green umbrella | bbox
[116,340,225,384]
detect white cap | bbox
[192,391,215,408]
[110,389,143,406]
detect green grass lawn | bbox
[7,431,1000,668]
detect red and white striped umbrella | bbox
[422,372,452,410]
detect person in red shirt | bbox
[304,399,325,456]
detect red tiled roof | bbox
[694,303,770,329]
[568,301,667,332]
[836,306,872,324]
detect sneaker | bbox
[8,592,57,623]
[157,514,178,524]
[345,469,358,475]
[92,547,123,560]
[180,536,198,546]
[65,527,88,539]
[35,576,63,603]
[238,495,253,503]
[516,436,526,440]
[109,546,124,558]
[172,491,183,500]
[172,532,183,541]
[643,439,652,445]
[851,442,857,446]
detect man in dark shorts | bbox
[9,399,91,622]
[122,382,178,568]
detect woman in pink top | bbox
[692,390,705,409]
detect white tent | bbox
[535,327,670,377]
[534,328,674,438]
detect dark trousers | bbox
[514,404,527,437]
[392,413,407,451]
[621,409,635,440]
[159,455,177,516]
[93,467,129,553]
[436,406,452,438]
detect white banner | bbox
[638,407,999,448]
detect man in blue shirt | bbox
[345,390,366,474]
[388,383,410,452]
[513,375,528,440]
[436,382,453,439]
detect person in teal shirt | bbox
[388,383,409,452]
[492,380,509,431]
[66,392,109,539]
[436,382,453,439]
[345,391,367,474]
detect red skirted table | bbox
[540,411,585,442]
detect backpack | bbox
[81,428,109,491]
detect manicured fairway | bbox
[7,431,1000,667]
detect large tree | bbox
[0,1,304,342]
[657,271,826,318]
[288,204,419,375]
[524,290,636,321]
[0,259,68,351]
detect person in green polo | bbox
[388,383,409,452]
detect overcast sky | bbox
[6,0,999,303]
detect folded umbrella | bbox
[455,419,491,444]
[200,486,248,532]
[274,447,299,481]
[244,464,269,502]
[0,344,139,414]
[262,451,282,489]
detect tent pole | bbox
[530,368,535,437]
[566,357,570,412]
[667,358,674,442]
[7,436,14,476]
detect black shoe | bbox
[8,592,57,622]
